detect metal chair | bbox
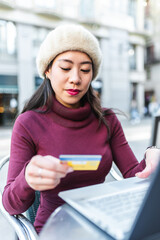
[0,155,39,240]
[105,162,123,182]
[150,114,160,147]
[0,154,122,240]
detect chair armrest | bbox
[110,167,123,181]
[0,155,38,240]
[0,154,10,171]
[0,192,28,240]
[0,190,38,240]
[17,214,38,240]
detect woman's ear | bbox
[45,70,50,80]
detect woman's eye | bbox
[60,67,71,71]
[81,69,90,73]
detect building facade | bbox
[0,0,151,126]
[145,0,160,116]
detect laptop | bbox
[59,163,160,240]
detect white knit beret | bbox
[36,24,102,80]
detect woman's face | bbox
[45,51,93,108]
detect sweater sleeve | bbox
[108,113,146,178]
[2,115,36,215]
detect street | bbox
[0,117,153,239]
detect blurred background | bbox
[0,0,160,127]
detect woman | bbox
[2,24,160,233]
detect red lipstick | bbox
[67,89,80,95]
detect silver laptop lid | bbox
[59,163,160,240]
[59,176,151,239]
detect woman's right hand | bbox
[25,155,73,191]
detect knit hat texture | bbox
[36,24,102,80]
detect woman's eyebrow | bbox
[58,59,92,65]
[80,61,92,65]
[58,59,73,63]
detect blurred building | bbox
[0,0,152,126]
[145,0,160,116]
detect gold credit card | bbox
[59,154,102,170]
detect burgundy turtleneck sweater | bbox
[2,99,145,233]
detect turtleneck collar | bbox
[50,97,95,128]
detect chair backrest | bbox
[26,191,40,224]
[150,114,160,147]
[105,162,123,182]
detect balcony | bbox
[129,70,146,83]
[34,7,62,20]
[0,0,14,9]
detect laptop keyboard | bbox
[83,188,147,239]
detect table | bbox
[39,204,112,240]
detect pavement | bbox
[0,127,15,239]
[0,127,12,160]
[121,116,152,160]
[0,117,153,239]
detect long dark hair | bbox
[22,76,112,136]
[22,77,53,113]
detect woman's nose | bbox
[69,69,81,84]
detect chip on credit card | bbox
[59,154,102,170]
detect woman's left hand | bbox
[135,148,160,178]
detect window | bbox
[60,0,79,18]
[34,0,56,9]
[32,27,50,63]
[0,20,17,61]
[128,0,136,26]
[15,0,33,8]
[79,0,94,19]
[0,75,18,126]
[0,75,18,93]
[128,44,136,70]
[146,45,154,64]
